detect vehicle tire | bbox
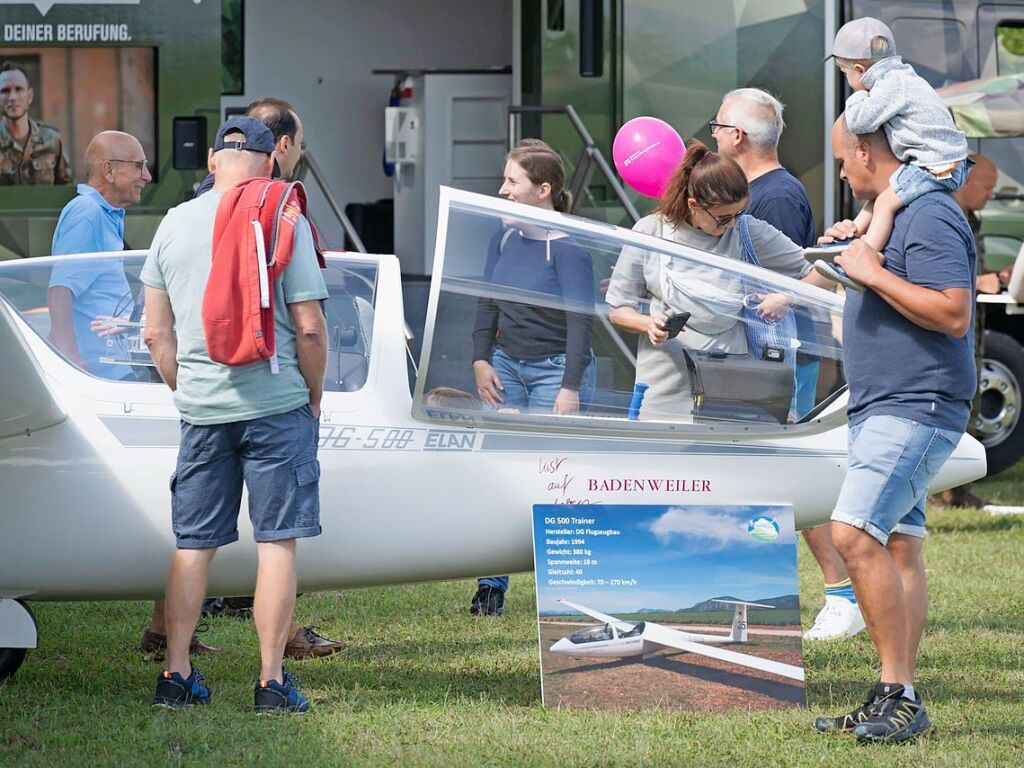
[0,600,35,681]
[971,330,1024,476]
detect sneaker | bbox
[254,668,309,714]
[469,585,505,616]
[813,682,886,733]
[804,595,866,641]
[153,668,211,709]
[140,622,221,660]
[284,625,344,660]
[202,597,254,619]
[814,259,865,291]
[854,687,932,743]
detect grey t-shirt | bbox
[844,191,976,432]
[141,191,329,425]
[606,213,810,420]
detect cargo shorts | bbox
[170,404,321,549]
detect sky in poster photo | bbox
[533,504,797,614]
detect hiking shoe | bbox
[815,259,865,291]
[470,585,505,616]
[254,669,309,714]
[813,683,887,733]
[153,668,211,709]
[804,595,866,641]
[140,622,221,660]
[202,597,254,619]
[854,687,932,743]
[284,625,344,660]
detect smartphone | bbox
[663,311,691,339]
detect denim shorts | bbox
[491,347,596,413]
[890,160,969,206]
[831,415,961,546]
[170,404,322,549]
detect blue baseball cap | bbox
[213,116,275,154]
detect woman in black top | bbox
[471,139,596,415]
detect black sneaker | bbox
[469,585,505,616]
[854,687,932,743]
[254,668,309,714]
[202,597,254,620]
[813,683,887,733]
[153,668,211,709]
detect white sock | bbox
[902,684,916,701]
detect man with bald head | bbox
[0,61,70,185]
[142,117,327,712]
[47,130,151,377]
[813,115,975,742]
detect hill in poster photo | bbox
[532,504,804,712]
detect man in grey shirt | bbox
[142,118,328,713]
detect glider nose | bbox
[550,637,572,654]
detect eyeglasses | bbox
[708,121,741,135]
[107,158,149,173]
[699,204,746,227]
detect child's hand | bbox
[819,219,859,243]
[835,240,885,286]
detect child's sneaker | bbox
[254,668,309,714]
[815,259,865,292]
[153,668,211,709]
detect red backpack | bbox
[203,178,323,371]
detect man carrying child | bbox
[813,18,976,743]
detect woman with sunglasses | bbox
[606,140,834,421]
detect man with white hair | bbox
[713,88,866,643]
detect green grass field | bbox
[2,468,1023,767]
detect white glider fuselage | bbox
[0,247,986,603]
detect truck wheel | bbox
[972,330,1024,476]
[0,601,35,681]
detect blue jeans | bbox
[479,576,510,592]
[482,349,595,593]
[490,348,596,413]
[832,415,961,546]
[792,359,820,419]
[890,160,969,206]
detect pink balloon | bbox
[613,117,686,199]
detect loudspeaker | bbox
[172,117,207,170]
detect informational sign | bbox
[532,503,805,712]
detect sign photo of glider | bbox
[533,504,805,712]
[0,188,985,681]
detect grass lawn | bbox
[2,467,1023,767]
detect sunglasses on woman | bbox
[699,204,746,227]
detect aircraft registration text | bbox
[318,424,477,451]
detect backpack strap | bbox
[737,214,762,268]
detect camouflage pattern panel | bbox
[0,119,72,186]
[854,0,1024,255]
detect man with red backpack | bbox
[139,99,343,662]
[141,117,328,713]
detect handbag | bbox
[678,215,797,424]
[681,348,795,424]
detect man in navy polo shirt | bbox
[713,88,866,643]
[813,115,975,743]
[47,130,151,377]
